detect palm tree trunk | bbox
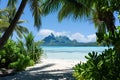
[0,0,28,49]
[97,6,116,33]
[104,12,116,33]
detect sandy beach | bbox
[0,59,80,80]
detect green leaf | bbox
[118,15,120,19]
[1,59,6,63]
[97,60,103,69]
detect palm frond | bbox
[0,20,9,29]
[24,32,34,51]
[16,25,29,33]
[0,8,28,38]
[7,0,18,8]
[29,0,42,29]
[42,0,61,15]
[15,25,29,38]
[17,20,28,24]
[58,0,91,21]
[15,27,23,38]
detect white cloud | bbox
[87,34,96,42]
[37,29,96,42]
[37,29,69,38]
[70,33,96,42]
[37,29,54,37]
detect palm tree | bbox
[18,32,43,63]
[43,0,120,33]
[0,0,43,48]
[0,8,28,38]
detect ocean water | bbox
[41,46,108,62]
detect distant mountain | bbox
[42,33,98,46]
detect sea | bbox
[41,46,108,62]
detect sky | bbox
[0,0,119,43]
[20,1,97,43]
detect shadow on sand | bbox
[0,63,75,80]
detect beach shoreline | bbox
[1,59,81,80]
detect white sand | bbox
[1,59,81,80]
[27,59,80,73]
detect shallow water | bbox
[41,46,108,62]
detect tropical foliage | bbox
[73,26,120,80]
[0,8,28,38]
[0,0,44,71]
[0,0,43,48]
[0,33,43,71]
[43,0,120,33]
[73,48,120,80]
[0,39,34,71]
[18,32,43,63]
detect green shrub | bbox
[18,32,43,63]
[0,32,43,71]
[73,27,120,80]
[0,40,20,68]
[73,48,120,80]
[9,55,34,71]
[0,39,36,71]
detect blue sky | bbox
[20,1,97,42]
[1,0,119,42]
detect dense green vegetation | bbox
[0,0,44,73]
[73,27,120,80]
[0,33,43,71]
[73,48,118,80]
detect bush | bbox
[73,27,120,80]
[0,33,43,71]
[73,48,120,80]
[0,40,34,71]
[18,32,43,63]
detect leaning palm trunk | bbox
[96,3,116,33]
[102,12,116,33]
[0,0,28,49]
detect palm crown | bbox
[0,8,28,38]
[0,0,44,48]
[43,0,120,33]
[7,0,43,29]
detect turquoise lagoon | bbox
[42,46,108,62]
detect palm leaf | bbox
[58,0,85,21]
[29,0,42,29]
[0,20,9,29]
[24,32,34,51]
[15,25,29,38]
[15,27,23,38]
[7,0,18,8]
[17,20,28,24]
[16,25,29,33]
[42,0,61,15]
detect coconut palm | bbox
[0,8,28,38]
[0,0,43,48]
[17,32,43,63]
[43,0,120,33]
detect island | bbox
[41,33,98,46]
